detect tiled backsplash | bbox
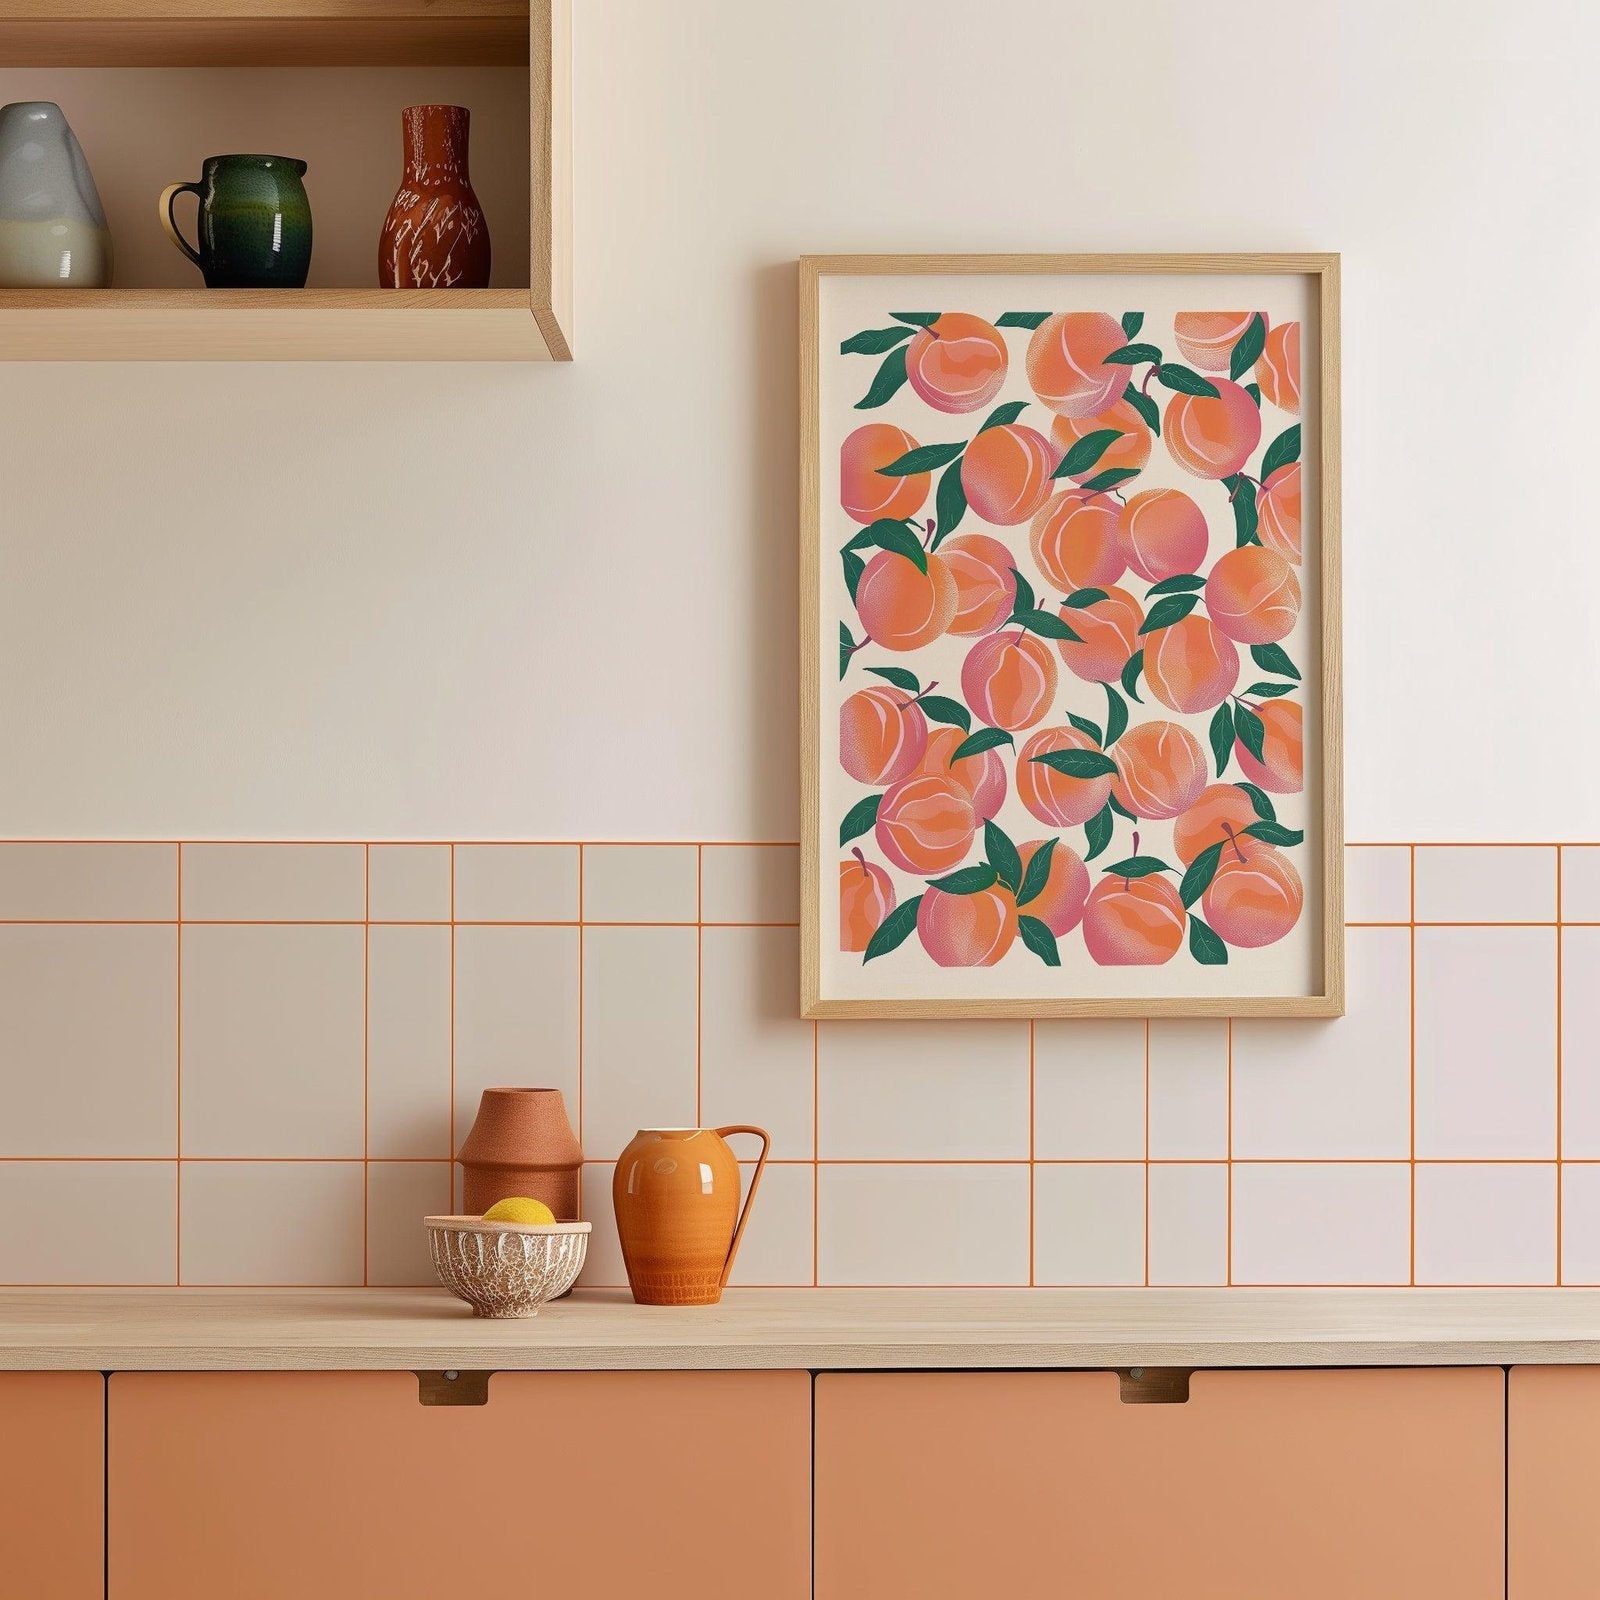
[0,840,1591,1288]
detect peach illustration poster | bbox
[806,265,1335,1012]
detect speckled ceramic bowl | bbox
[425,1217,590,1317]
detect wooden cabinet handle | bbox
[416,1370,492,1406]
[1117,1367,1191,1404]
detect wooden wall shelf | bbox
[0,0,572,361]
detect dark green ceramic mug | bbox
[160,154,312,289]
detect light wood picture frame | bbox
[800,254,1342,1018]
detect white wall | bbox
[2,0,1596,842]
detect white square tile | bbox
[582,846,698,922]
[181,926,365,1158]
[1032,1164,1144,1286]
[0,926,176,1157]
[1232,928,1411,1158]
[1563,929,1600,1157]
[818,1020,1029,1160]
[180,1162,363,1286]
[1560,1165,1600,1284]
[1147,1020,1228,1159]
[452,927,580,1149]
[816,1164,1030,1286]
[180,844,364,922]
[368,926,451,1158]
[1345,846,1411,924]
[0,842,176,920]
[1561,848,1600,923]
[700,845,800,923]
[453,846,578,923]
[577,1161,627,1288]
[1414,1163,1555,1285]
[1415,928,1556,1158]
[726,1162,814,1287]
[1032,1020,1145,1160]
[698,928,814,1160]
[1148,1163,1229,1285]
[581,927,698,1161]
[0,1161,175,1284]
[366,1162,452,1287]
[1415,846,1556,924]
[1231,1163,1410,1285]
[368,845,451,922]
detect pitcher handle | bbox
[715,1125,771,1288]
[159,182,203,269]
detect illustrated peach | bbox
[1111,720,1207,820]
[905,313,1008,414]
[1205,545,1301,645]
[839,684,929,785]
[916,883,1019,966]
[1050,396,1152,482]
[1030,488,1126,591]
[1118,487,1210,582]
[1026,311,1126,418]
[1165,378,1262,479]
[1056,585,1142,684]
[1257,461,1302,563]
[960,423,1060,525]
[1082,873,1185,965]
[1017,839,1090,935]
[854,548,957,651]
[1256,320,1300,414]
[941,533,1018,636]
[1172,784,1261,865]
[1203,836,1304,947]
[915,725,1007,821]
[1017,725,1111,827]
[961,630,1058,731]
[840,850,896,952]
[1173,312,1264,372]
[1235,699,1303,794]
[874,773,977,875]
[840,422,929,524]
[1142,613,1240,714]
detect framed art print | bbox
[800,254,1342,1018]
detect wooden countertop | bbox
[4,1287,1600,1370]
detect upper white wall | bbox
[2,0,1595,841]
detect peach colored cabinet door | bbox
[1510,1365,1600,1597]
[816,1369,1504,1600]
[109,1370,809,1600]
[0,1372,104,1600]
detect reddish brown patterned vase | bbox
[378,103,490,288]
[456,1087,582,1219]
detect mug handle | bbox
[159,182,203,269]
[715,1125,771,1288]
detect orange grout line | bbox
[1409,844,1416,1287]
[175,843,183,1286]
[1557,844,1565,1285]
[362,843,370,1288]
[1027,1019,1035,1288]
[812,1018,821,1288]
[695,846,703,1128]
[576,845,585,1158]
[1144,1018,1152,1288]
[448,844,457,1211]
[1226,1017,1234,1289]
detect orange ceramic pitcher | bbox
[612,1126,770,1305]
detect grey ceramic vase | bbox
[0,102,112,288]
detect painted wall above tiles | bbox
[0,839,1590,1291]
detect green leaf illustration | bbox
[890,312,940,326]
[1032,748,1119,779]
[839,621,857,680]
[1104,342,1162,366]
[1120,649,1144,703]
[1018,915,1061,966]
[931,458,967,549]
[985,820,1023,895]
[1209,702,1234,777]
[1245,382,1261,406]
[1179,841,1225,908]
[1123,384,1160,435]
[864,520,928,573]
[843,518,906,553]
[1244,680,1296,698]
[979,400,1029,432]
[1121,311,1145,338]
[866,666,920,692]
[1188,914,1228,965]
[1234,703,1268,763]
[1109,792,1139,822]
[1103,683,1129,749]
[842,551,865,607]
[926,864,999,895]
[1017,608,1081,642]
[1080,467,1141,494]
[1009,567,1037,615]
[1226,474,1260,546]
[879,441,966,477]
[1236,782,1277,822]
[1156,363,1220,398]
[842,325,916,356]
[1053,428,1124,479]
[995,311,1049,329]
[919,695,971,732]
[839,793,881,847]
[1016,838,1058,907]
[863,895,921,961]
[953,727,1014,761]
[1102,854,1171,879]
[1063,587,1109,609]
[1261,423,1302,481]
[1244,820,1304,847]
[855,345,910,409]
[1138,593,1199,634]
[1145,572,1206,596]
[1084,803,1114,862]
[1250,642,1300,680]
[1229,312,1267,381]
[1066,712,1104,746]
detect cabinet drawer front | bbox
[109,1370,809,1600]
[0,1373,104,1600]
[1510,1365,1600,1598]
[816,1369,1503,1600]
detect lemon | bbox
[482,1196,556,1225]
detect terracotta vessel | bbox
[378,103,490,288]
[612,1126,771,1306]
[456,1088,582,1219]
